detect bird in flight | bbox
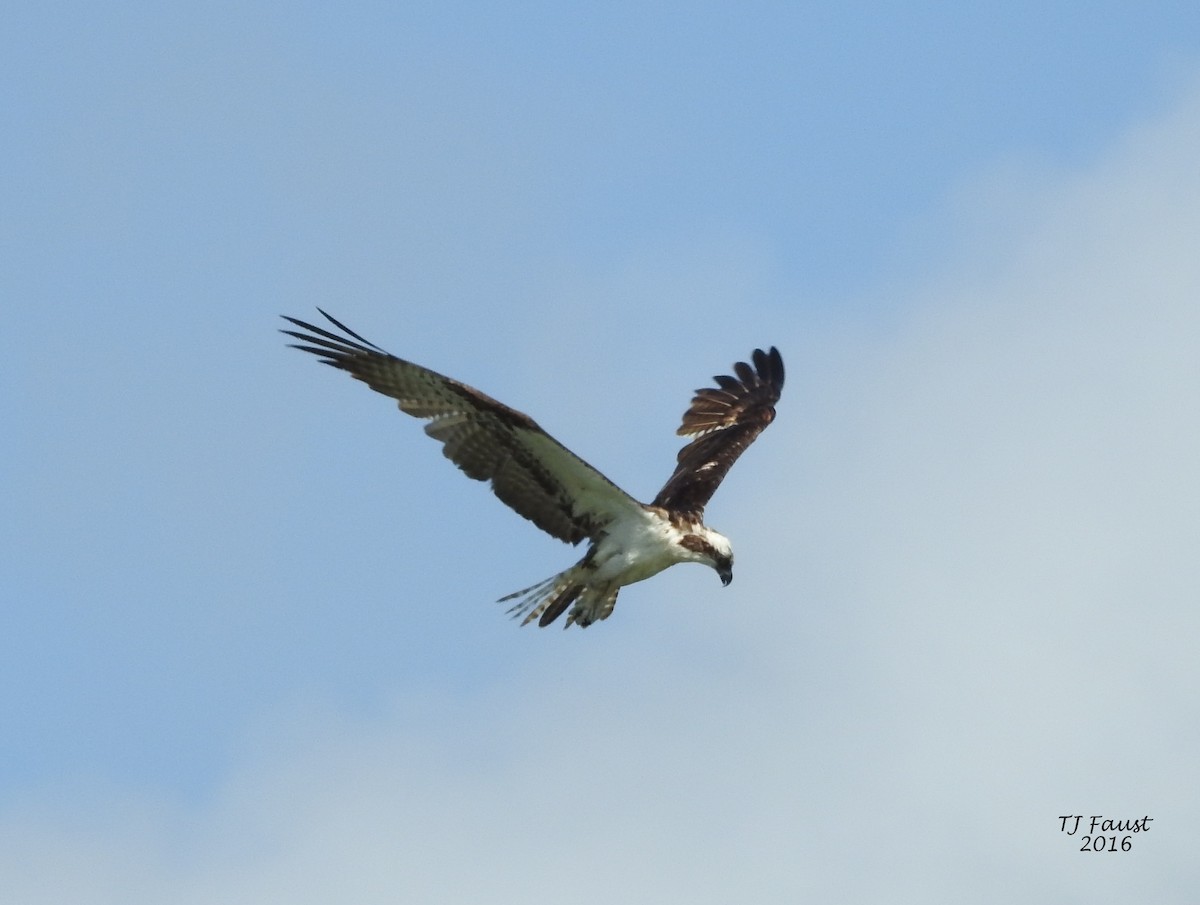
[282,310,784,628]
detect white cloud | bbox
[6,73,1200,905]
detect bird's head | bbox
[679,527,734,587]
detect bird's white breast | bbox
[590,509,696,587]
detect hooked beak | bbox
[718,566,733,587]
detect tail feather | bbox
[538,584,584,627]
[499,570,577,627]
[498,568,619,629]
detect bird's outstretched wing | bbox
[651,347,784,518]
[282,310,644,544]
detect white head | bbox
[678,526,734,586]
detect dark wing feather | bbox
[282,310,643,544]
[651,347,783,517]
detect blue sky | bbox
[3,2,1200,901]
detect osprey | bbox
[282,310,783,628]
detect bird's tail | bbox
[499,567,618,628]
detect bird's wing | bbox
[650,347,784,518]
[282,310,644,545]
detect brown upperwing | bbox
[650,347,784,518]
